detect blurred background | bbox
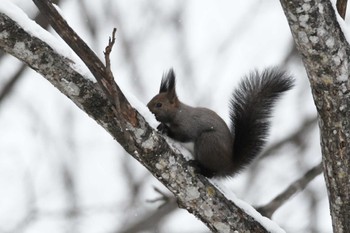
[0,0,341,232]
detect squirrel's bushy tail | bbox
[230,68,294,173]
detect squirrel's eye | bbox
[155,103,162,108]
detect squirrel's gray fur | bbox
[147,68,294,177]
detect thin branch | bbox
[120,200,178,233]
[103,28,121,113]
[256,162,323,218]
[104,28,116,80]
[121,155,151,209]
[33,0,137,125]
[0,63,26,103]
[260,116,317,159]
[242,116,317,195]
[337,0,348,19]
[32,0,113,105]
[146,186,172,205]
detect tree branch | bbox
[257,162,323,218]
[260,116,317,159]
[0,63,26,103]
[0,2,280,232]
[120,187,177,233]
[32,0,131,118]
[120,201,178,233]
[280,1,350,232]
[103,28,122,113]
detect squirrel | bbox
[147,68,294,178]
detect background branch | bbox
[257,162,323,218]
[0,64,26,103]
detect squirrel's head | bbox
[147,68,180,123]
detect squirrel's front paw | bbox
[157,123,169,134]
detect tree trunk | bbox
[280,1,350,232]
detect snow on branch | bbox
[0,0,284,232]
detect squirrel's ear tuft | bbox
[160,68,176,93]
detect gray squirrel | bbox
[147,68,294,178]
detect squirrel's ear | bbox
[167,69,176,98]
[159,68,178,102]
[159,70,168,93]
[159,68,176,92]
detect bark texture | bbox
[280,1,350,232]
[0,11,274,233]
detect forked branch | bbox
[103,28,122,113]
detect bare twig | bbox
[120,199,178,233]
[243,116,317,194]
[104,28,117,80]
[120,155,152,213]
[33,0,137,125]
[121,185,176,233]
[0,64,26,103]
[103,28,121,112]
[146,186,172,205]
[32,1,113,104]
[256,162,323,218]
[261,116,317,159]
[337,0,348,19]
